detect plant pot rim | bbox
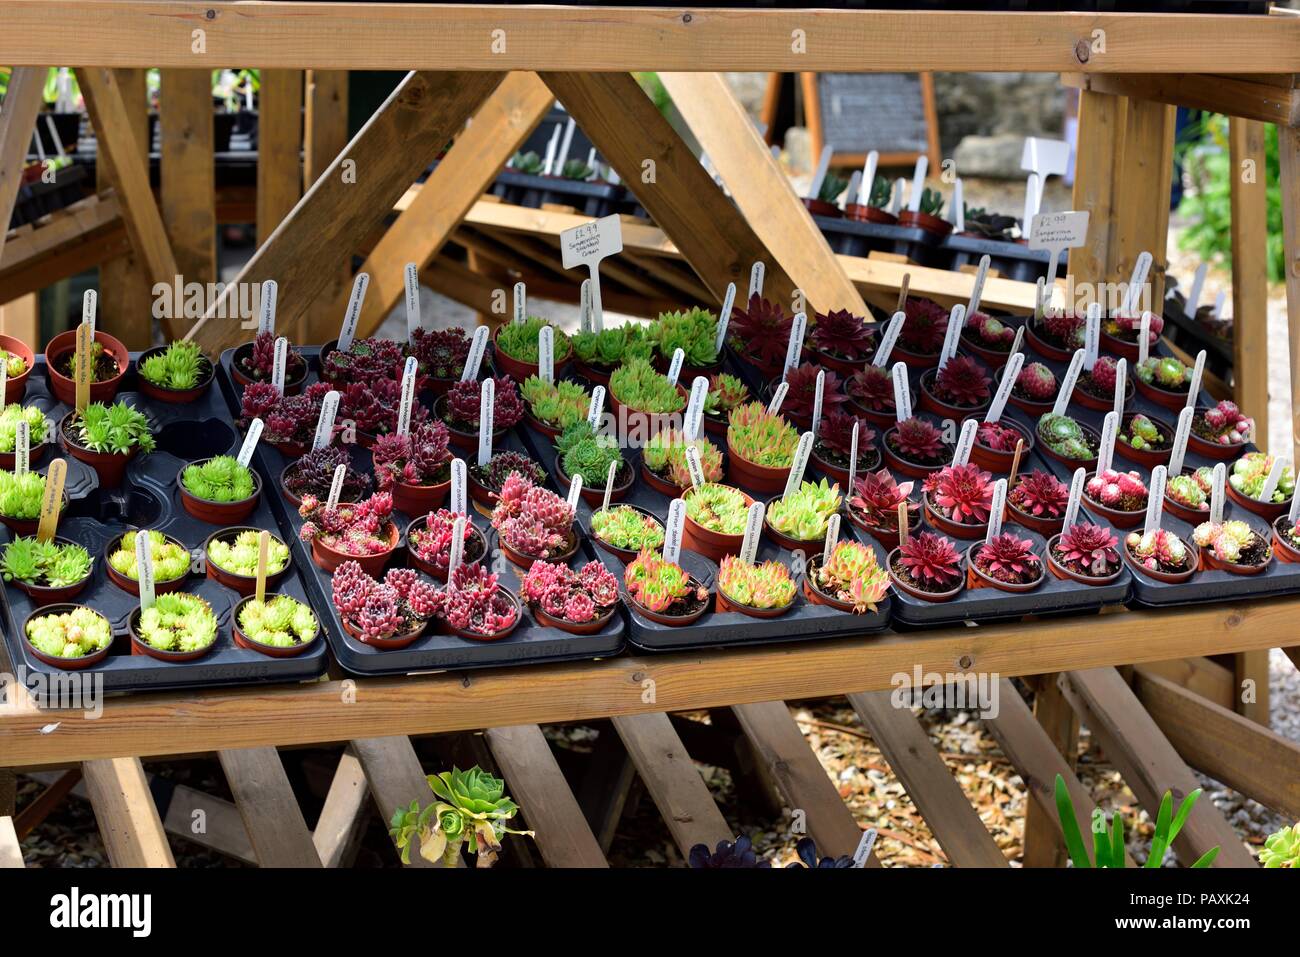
[1122,534,1198,583]
[964,542,1046,592]
[1225,478,1292,519]
[22,602,113,669]
[532,599,619,634]
[810,441,881,476]
[433,392,508,443]
[886,546,964,601]
[10,534,94,599]
[923,489,992,540]
[1045,532,1124,585]
[403,512,488,579]
[681,483,753,539]
[176,458,263,509]
[310,521,400,566]
[717,584,795,618]
[343,613,429,649]
[443,588,523,641]
[58,408,148,459]
[232,593,321,655]
[801,552,879,614]
[136,344,216,396]
[882,426,955,472]
[233,339,309,389]
[202,525,289,582]
[1272,516,1300,562]
[127,599,219,661]
[104,530,190,593]
[501,529,579,568]
[625,577,710,626]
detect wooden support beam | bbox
[81,758,176,867]
[0,67,46,265]
[484,724,608,868]
[187,70,504,355]
[1134,668,1300,821]
[1280,125,1300,470]
[1108,97,1175,309]
[257,70,304,248]
[0,816,22,868]
[349,736,453,868]
[1061,72,1300,128]
[1070,89,1125,292]
[298,69,351,343]
[610,713,732,859]
[847,691,1008,867]
[356,71,553,337]
[576,723,638,854]
[658,72,869,316]
[1020,676,1079,868]
[1229,117,1271,444]
[160,69,217,287]
[1232,648,1270,726]
[218,747,322,867]
[1060,668,1256,868]
[1139,656,1236,711]
[731,701,877,865]
[312,750,370,868]
[0,293,38,345]
[12,769,81,839]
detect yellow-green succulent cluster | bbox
[136,592,217,653]
[237,595,318,649]
[26,607,112,659]
[207,530,289,577]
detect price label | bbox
[662,499,686,565]
[587,385,606,430]
[1053,350,1087,417]
[396,356,418,436]
[683,377,708,442]
[601,460,619,512]
[684,443,706,489]
[477,378,495,467]
[14,421,28,477]
[1186,350,1206,410]
[255,530,270,603]
[872,311,906,368]
[404,263,421,340]
[1112,358,1127,420]
[136,530,156,611]
[891,362,912,423]
[327,463,347,509]
[461,325,489,382]
[823,514,841,564]
[1144,466,1168,533]
[271,336,288,395]
[538,325,555,384]
[566,474,584,510]
[450,458,467,516]
[937,304,965,371]
[1096,411,1118,476]
[782,312,807,381]
[1062,467,1086,531]
[810,370,826,437]
[739,501,765,566]
[337,273,369,353]
[448,515,467,579]
[35,458,65,543]
[1138,313,1152,365]
[1029,210,1089,309]
[82,289,97,336]
[237,417,264,467]
[560,215,622,333]
[985,352,1024,424]
[951,419,978,467]
[847,421,861,493]
[312,391,341,451]
[985,479,1007,542]
[748,262,765,300]
[1259,457,1286,505]
[767,381,789,416]
[74,322,93,413]
[513,281,526,326]
[1210,462,1227,524]
[714,282,737,354]
[258,279,278,335]
[782,432,815,500]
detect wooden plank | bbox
[0,816,22,868]
[576,723,637,854]
[160,68,217,286]
[539,71,799,310]
[610,712,732,858]
[1061,72,1300,128]
[1139,656,1235,711]
[1229,117,1270,444]
[312,750,370,868]
[257,69,304,247]
[1070,89,1124,291]
[1060,668,1256,868]
[1232,648,1270,726]
[349,736,450,868]
[81,758,176,867]
[847,691,1008,867]
[298,69,351,343]
[731,701,878,865]
[186,70,504,354]
[484,724,608,868]
[7,5,1300,73]
[1279,125,1300,470]
[658,72,869,316]
[218,747,322,867]
[1020,676,1078,867]
[0,293,38,344]
[13,769,81,839]
[1134,669,1300,820]
[0,67,46,264]
[1108,97,1175,308]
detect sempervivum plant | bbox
[0,349,27,377]
[1040,311,1085,351]
[285,446,372,502]
[624,549,708,616]
[1015,362,1057,403]
[68,401,155,454]
[609,357,685,415]
[1194,400,1253,447]
[893,530,963,592]
[1125,528,1191,573]
[110,530,189,582]
[642,429,723,487]
[1037,413,1095,462]
[298,492,397,557]
[208,529,290,577]
[135,593,218,654]
[407,508,477,574]
[490,471,575,559]
[1085,468,1149,512]
[888,417,948,466]
[810,308,873,362]
[237,596,319,650]
[243,381,334,447]
[0,471,47,519]
[1167,467,1213,512]
[648,307,719,368]
[848,468,918,531]
[371,421,452,490]
[1010,470,1069,520]
[572,324,653,370]
[323,336,405,382]
[444,375,524,432]
[332,561,442,641]
[520,559,620,623]
[727,293,793,373]
[813,540,890,613]
[928,355,991,408]
[780,363,848,421]
[521,376,589,432]
[590,506,665,552]
[239,330,306,383]
[1052,522,1120,577]
[26,606,111,660]
[1136,355,1191,392]
[1192,519,1270,566]
[496,317,571,364]
[182,455,255,503]
[140,340,208,391]
[718,555,796,610]
[704,373,750,419]
[973,532,1042,585]
[976,421,1022,453]
[815,411,876,470]
[407,327,471,381]
[924,463,994,526]
[767,478,842,541]
[1230,452,1295,503]
[962,312,1016,351]
[1260,822,1300,869]
[1120,413,1167,453]
[728,401,799,468]
[846,364,895,413]
[0,404,47,452]
[689,836,770,869]
[555,420,626,488]
[469,450,546,495]
[440,562,519,635]
[899,298,948,355]
[684,482,749,534]
[1076,355,1120,398]
[340,377,429,438]
[1105,310,1164,343]
[1,537,91,587]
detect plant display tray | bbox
[1,355,328,706]
[941,233,1049,284]
[216,347,626,677]
[815,214,948,268]
[490,169,628,218]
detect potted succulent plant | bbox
[682,481,752,561]
[803,539,890,613]
[1188,401,1253,460]
[811,411,879,486]
[467,450,546,507]
[61,399,155,488]
[846,468,919,550]
[727,401,800,492]
[0,470,58,536]
[845,174,896,224]
[1164,466,1215,523]
[298,491,400,575]
[0,337,34,404]
[883,416,953,479]
[1,536,92,604]
[764,478,842,551]
[204,527,290,595]
[959,312,1019,368]
[968,419,1032,474]
[1134,355,1193,411]
[918,355,992,420]
[340,377,429,446]
[648,307,720,379]
[520,559,621,634]
[45,327,130,405]
[1272,514,1300,563]
[137,339,213,403]
[490,471,577,569]
[371,421,453,515]
[438,375,523,453]
[282,445,372,508]
[806,308,876,375]
[1025,311,1084,362]
[1101,311,1162,361]
[998,360,1056,416]
[846,364,910,427]
[1007,469,1069,536]
[588,504,665,562]
[438,562,522,642]
[1226,452,1294,520]
[1072,356,1132,412]
[893,298,948,368]
[702,373,750,438]
[609,357,686,440]
[520,376,590,438]
[106,529,190,596]
[1192,519,1272,575]
[407,327,472,396]
[887,530,964,602]
[641,428,724,497]
[922,463,995,540]
[554,420,633,506]
[129,592,219,662]
[23,603,113,669]
[1123,527,1197,583]
[715,555,796,618]
[1036,413,1099,471]
[897,187,951,238]
[493,316,572,383]
[0,404,49,470]
[1046,522,1123,585]
[178,454,261,523]
[406,508,488,582]
[726,293,793,380]
[232,594,320,657]
[1116,412,1173,468]
[967,530,1044,592]
[232,330,307,393]
[332,561,441,649]
[571,324,653,386]
[622,548,710,625]
[319,336,402,386]
[240,381,335,458]
[1083,468,1149,529]
[771,363,849,431]
[803,171,848,218]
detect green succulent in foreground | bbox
[572,324,653,368]
[237,595,318,649]
[70,401,155,455]
[511,150,545,175]
[1053,774,1218,868]
[0,349,27,378]
[916,186,946,217]
[27,606,112,659]
[1,536,91,587]
[521,376,589,431]
[182,455,256,503]
[766,479,842,541]
[208,530,289,577]
[0,404,48,453]
[866,174,892,209]
[609,357,684,414]
[140,340,208,391]
[648,307,719,368]
[591,505,665,551]
[496,316,570,364]
[1259,822,1299,868]
[684,482,749,535]
[135,592,217,653]
[816,171,848,205]
[389,765,534,867]
[1037,413,1093,462]
[0,470,49,519]
[110,530,191,582]
[556,420,624,488]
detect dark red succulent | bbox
[811,308,874,362]
[468,450,546,493]
[340,377,429,437]
[239,330,306,382]
[849,468,917,528]
[371,420,452,489]
[264,381,336,445]
[239,381,282,425]
[285,445,372,501]
[1054,522,1119,576]
[889,417,946,464]
[847,364,895,412]
[963,312,1016,349]
[897,531,962,587]
[976,421,1022,453]
[408,327,471,381]
[780,363,848,420]
[728,294,793,373]
[899,297,949,355]
[975,532,1041,583]
[324,336,406,381]
[1041,312,1085,350]
[923,463,994,525]
[1009,470,1069,519]
[930,355,991,407]
[444,375,523,431]
[817,410,875,457]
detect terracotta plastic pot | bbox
[897,209,953,238]
[1163,480,1212,525]
[391,474,451,517]
[128,601,218,662]
[61,410,139,489]
[800,553,881,614]
[1272,517,1300,564]
[555,456,633,507]
[11,536,92,605]
[882,428,953,480]
[625,580,711,626]
[232,594,320,657]
[802,196,842,218]
[1036,418,1100,474]
[22,604,111,670]
[802,344,871,379]
[810,444,880,488]
[917,367,991,421]
[1186,408,1248,461]
[177,459,262,524]
[0,437,48,472]
[715,586,794,619]
[726,438,792,494]
[1024,321,1075,363]
[1225,481,1291,522]
[960,321,1022,369]
[533,600,619,635]
[652,352,721,384]
[923,492,990,541]
[1006,499,1065,538]
[682,486,753,562]
[964,417,1034,474]
[1122,535,1198,583]
[845,506,914,552]
[309,522,399,575]
[443,589,523,642]
[491,325,571,383]
[1201,540,1272,576]
[104,532,189,596]
[847,392,908,429]
[608,384,688,444]
[640,459,687,499]
[404,512,488,582]
[1081,474,1146,530]
[844,203,896,225]
[573,358,614,388]
[230,340,307,395]
[500,530,579,570]
[0,334,35,405]
[523,406,564,439]
[1134,375,1191,412]
[1045,533,1124,585]
[203,526,290,596]
[991,364,1055,418]
[589,504,665,564]
[762,499,825,553]
[965,543,1045,593]
[1072,374,1134,412]
[44,328,129,405]
[343,613,428,650]
[891,344,941,371]
[886,546,963,602]
[1099,328,1148,362]
[280,461,365,510]
[435,394,506,454]
[135,345,215,403]
[1114,412,1174,468]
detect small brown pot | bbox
[468,471,500,508]
[1045,533,1123,586]
[882,428,953,480]
[1072,374,1134,413]
[0,334,35,404]
[886,547,964,602]
[726,439,792,494]
[555,456,633,507]
[589,504,665,563]
[1099,328,1147,363]
[1006,498,1065,538]
[1271,516,1300,564]
[715,586,794,619]
[960,324,1021,369]
[1036,419,1100,474]
[917,367,991,421]
[1186,407,1248,461]
[523,406,565,439]
[1201,538,1273,576]
[1225,480,1291,522]
[801,554,872,614]
[343,613,428,650]
[533,600,619,635]
[682,486,753,563]
[844,203,897,225]
[626,582,710,626]
[280,461,365,510]
[891,344,941,370]
[0,437,48,472]
[897,209,952,238]
[965,543,1045,593]
[12,536,92,605]
[22,603,111,669]
[1114,412,1175,468]
[802,196,842,218]
[272,437,311,459]
[608,385,688,444]
[128,602,218,662]
[1163,485,1212,525]
[177,459,262,524]
[309,523,399,575]
[500,530,579,571]
[231,340,307,395]
[923,492,990,541]
[573,358,615,388]
[443,589,523,642]
[845,506,914,552]
[1123,535,1198,583]
[232,594,319,657]
[1081,475,1146,530]
[434,394,505,454]
[1134,375,1191,412]
[61,410,139,489]
[810,444,880,488]
[640,459,687,499]
[964,417,1035,474]
[391,474,451,517]
[491,325,571,383]
[104,532,189,596]
[136,345,215,403]
[404,513,488,582]
[1024,322,1075,363]
[44,328,129,405]
[203,526,290,596]
[992,364,1055,417]
[802,344,872,379]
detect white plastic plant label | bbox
[1034,277,1049,320]
[538,325,555,384]
[258,279,277,335]
[1259,457,1286,505]
[985,479,1007,542]
[36,458,65,544]
[0,363,7,406]
[561,215,622,333]
[683,377,708,442]
[783,432,814,500]
[1289,480,1300,525]
[892,362,912,422]
[853,829,878,869]
[587,386,606,430]
[662,499,686,565]
[1062,468,1086,531]
[601,460,619,512]
[337,272,369,352]
[966,255,991,318]
[808,144,833,201]
[135,529,155,612]
[1083,307,1100,371]
[82,289,97,336]
[327,463,347,510]
[512,281,526,326]
[566,474,584,510]
[477,378,495,467]
[985,352,1024,424]
[395,356,418,436]
[951,419,978,468]
[860,152,879,207]
[937,304,966,371]
[255,530,271,603]
[1053,350,1087,417]
[14,421,28,477]
[237,418,263,467]
[312,391,340,451]
[1144,465,1168,534]
[447,515,467,579]
[271,336,288,395]
[1029,210,1089,302]
[1121,251,1153,316]
[823,514,841,564]
[684,444,705,489]
[1168,406,1195,478]
[579,279,592,334]
[782,311,807,381]
[767,381,789,416]
[1186,350,1207,410]
[461,326,489,382]
[1185,262,1208,319]
[748,262,765,300]
[450,458,467,516]
[714,282,737,354]
[889,177,906,215]
[404,263,421,340]
[1210,462,1227,524]
[739,501,766,566]
[872,311,906,368]
[1138,313,1152,365]
[1096,410,1119,476]
[847,421,861,493]
[952,179,965,232]
[1008,325,1025,358]
[666,348,686,387]
[906,156,928,212]
[810,370,826,437]
[1112,358,1127,420]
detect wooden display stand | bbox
[2,4,1300,870]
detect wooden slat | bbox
[218,747,322,867]
[1019,676,1078,867]
[1279,125,1300,471]
[731,701,877,865]
[1139,656,1236,711]
[1232,648,1270,727]
[1060,668,1255,868]
[484,724,608,868]
[257,69,304,249]
[0,816,22,868]
[658,72,869,317]
[1228,120,1272,421]
[312,750,370,868]
[1134,669,1300,820]
[1108,97,1175,307]
[160,69,217,286]
[0,67,46,264]
[847,691,1008,867]
[1070,89,1124,291]
[81,758,176,867]
[0,293,38,344]
[610,712,732,858]
[349,735,452,868]
[186,70,505,354]
[1061,72,1300,128]
[297,69,351,343]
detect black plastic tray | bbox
[815,214,948,268]
[490,169,628,218]
[941,233,1049,284]
[1,355,328,706]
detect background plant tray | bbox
[1,355,328,706]
[490,169,629,218]
[815,214,947,268]
[941,233,1049,284]
[217,346,626,677]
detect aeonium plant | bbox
[1125,527,1192,574]
[683,482,749,535]
[469,450,546,495]
[340,377,429,438]
[332,561,441,642]
[1009,470,1069,521]
[779,363,848,422]
[572,324,653,371]
[298,491,397,558]
[814,411,877,472]
[812,540,890,614]
[135,592,218,654]
[1193,400,1253,447]
[1,536,91,587]
[1037,413,1096,463]
[371,420,452,491]
[443,375,523,433]
[140,340,209,392]
[767,478,842,542]
[238,330,306,383]
[0,404,48,452]
[898,297,948,356]
[1085,468,1149,513]
[609,357,685,415]
[642,429,723,488]
[495,317,572,365]
[489,471,575,560]
[1192,519,1271,567]
[440,562,519,636]
[704,373,750,421]
[389,766,533,868]
[727,293,792,374]
[208,529,290,577]
[284,446,372,503]
[846,364,895,414]
[520,559,620,624]
[1119,413,1167,453]
[1166,466,1214,513]
[67,401,155,454]
[892,530,964,595]
[27,606,111,660]
[925,355,991,409]
[110,530,189,582]
[623,548,708,617]
[717,555,796,610]
[407,327,471,382]
[923,463,994,528]
[972,532,1043,586]
[590,505,665,553]
[555,420,626,489]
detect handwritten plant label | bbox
[906,156,928,212]
[872,311,906,368]
[404,263,422,340]
[587,386,606,430]
[739,501,766,566]
[0,362,7,405]
[450,458,467,516]
[327,463,347,510]
[683,377,709,442]
[666,348,686,387]
[36,458,65,543]
[1008,325,1025,358]
[513,281,526,326]
[1289,480,1300,524]
[255,530,271,603]
[937,304,965,371]
[1121,251,1153,316]
[14,421,28,477]
[1034,277,1048,320]
[258,279,278,335]
[853,829,878,869]
[560,215,623,334]
[396,357,418,436]
[896,273,910,313]
[748,262,765,300]
[767,382,789,416]
[823,514,841,563]
[1209,462,1227,524]
[1062,468,1086,531]
[1259,457,1286,505]
[847,421,861,493]
[477,378,495,467]
[1144,466,1168,533]
[783,432,815,500]
[447,515,467,579]
[967,255,991,318]
[271,336,289,395]
[1186,350,1207,410]
[74,322,93,413]
[1185,262,1208,318]
[601,460,619,512]
[1167,406,1195,477]
[579,279,592,334]
[1096,411,1119,476]
[1052,350,1087,417]
[538,325,555,384]
[892,362,912,423]
[337,272,369,353]
[135,529,156,612]
[782,312,807,382]
[985,479,1007,542]
[566,474,584,510]
[714,283,737,354]
[1083,308,1100,370]
[897,501,910,547]
[461,325,489,382]
[951,419,978,468]
[684,443,706,489]
[82,289,97,335]
[985,352,1024,424]
[236,418,263,467]
[810,370,826,437]
[663,499,686,565]
[1028,210,1089,310]
[310,390,341,451]
[1138,313,1152,365]
[1112,358,1127,420]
